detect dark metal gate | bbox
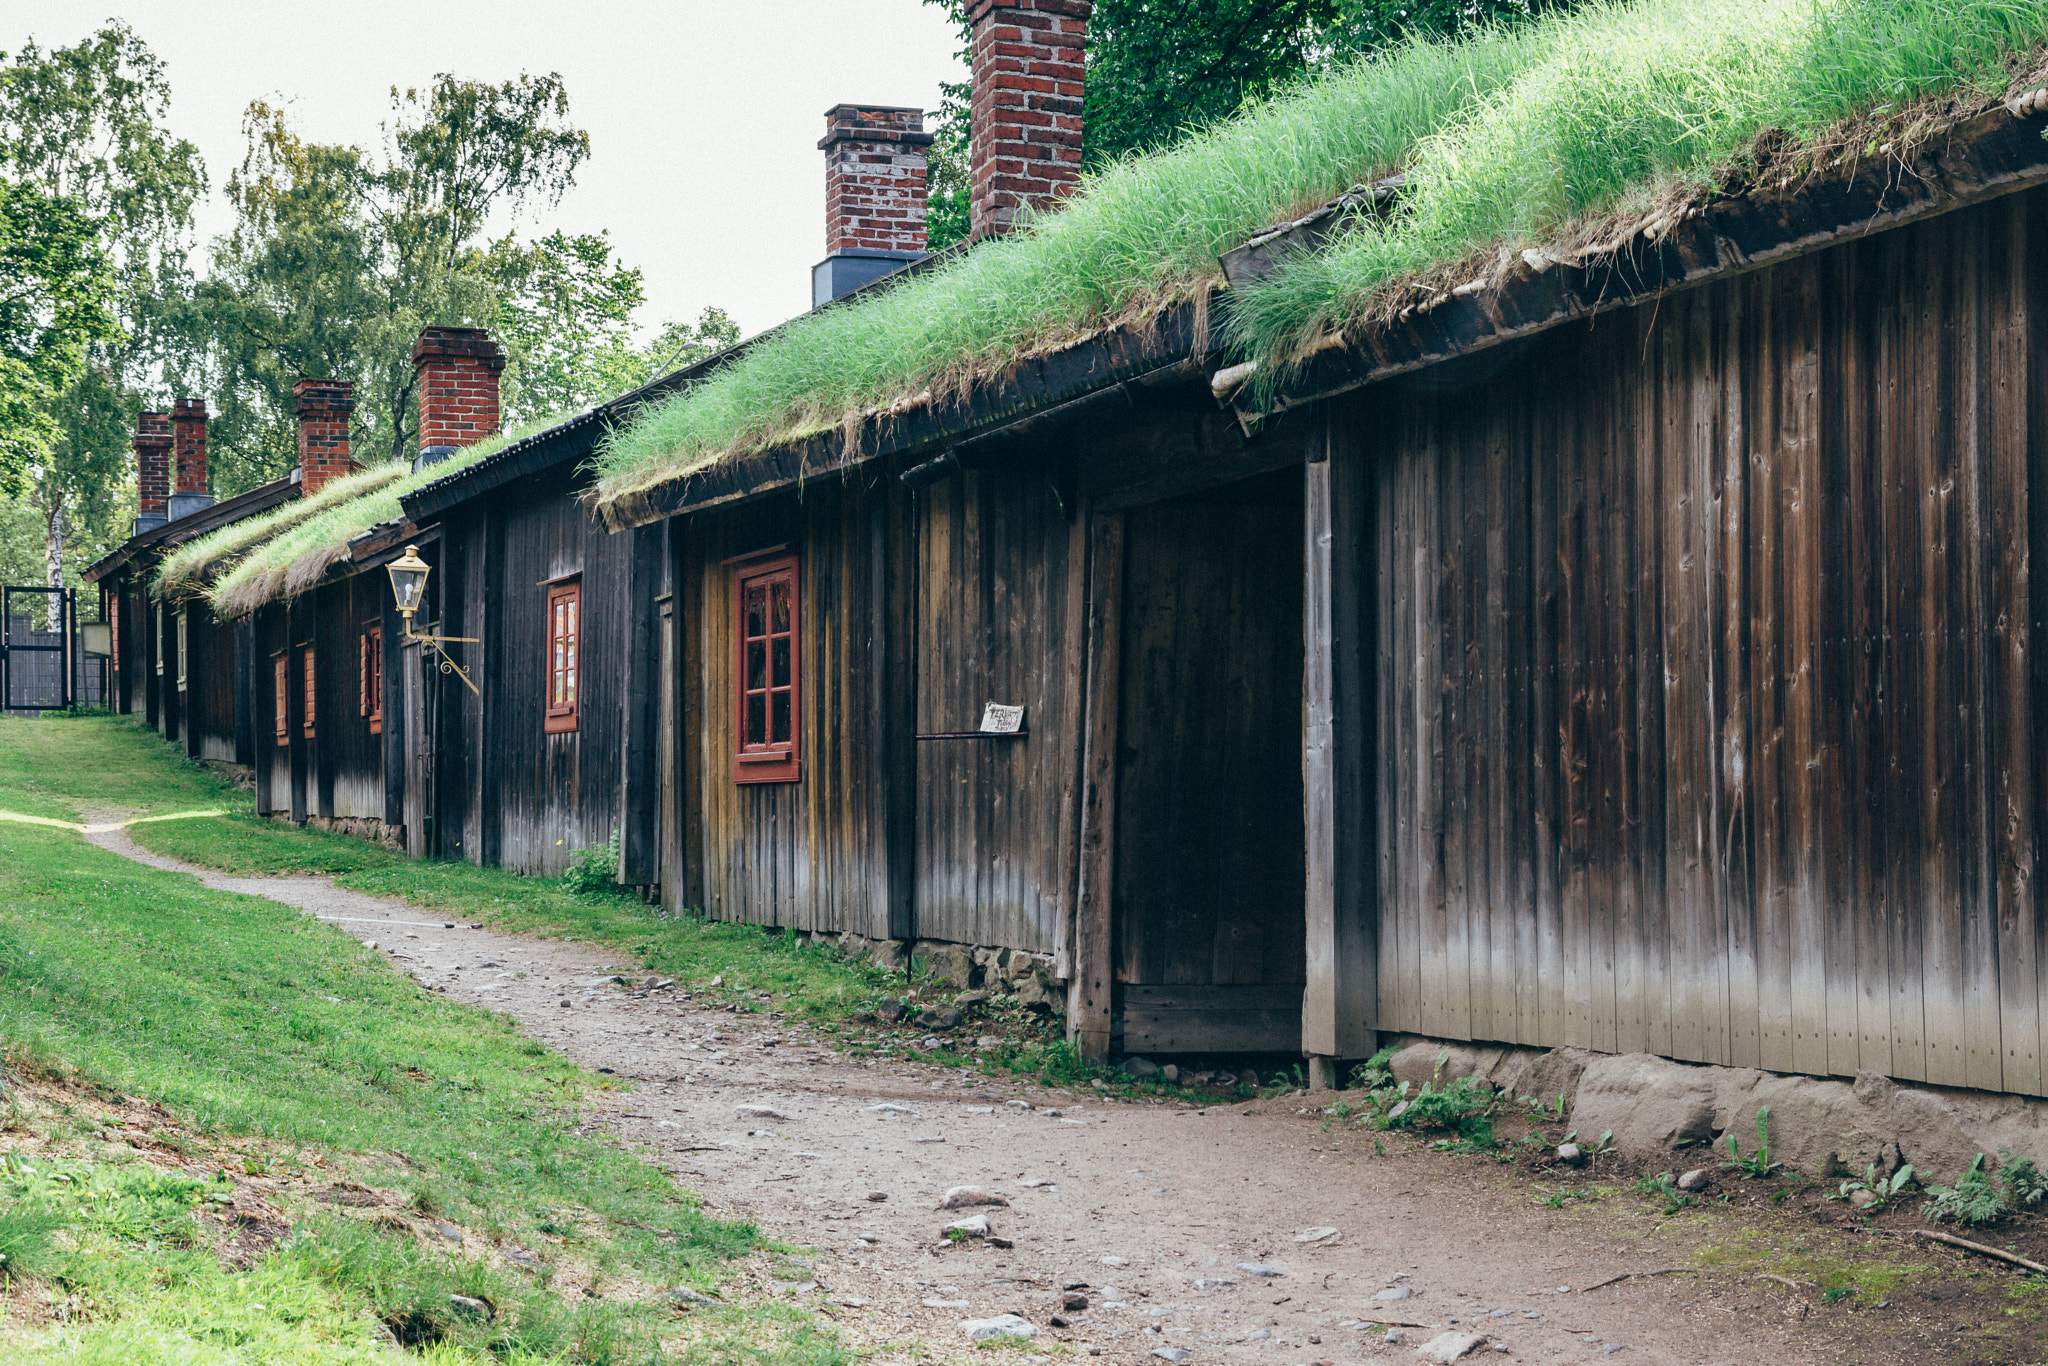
[2,586,76,711]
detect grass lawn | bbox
[0,714,848,1364]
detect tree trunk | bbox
[390,373,417,465]
[43,494,65,632]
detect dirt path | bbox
[88,827,1920,1365]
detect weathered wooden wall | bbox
[681,476,897,933]
[913,469,1084,953]
[1356,185,2048,1095]
[450,473,640,876]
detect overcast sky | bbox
[16,1,966,341]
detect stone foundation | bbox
[274,812,404,850]
[804,931,1066,1017]
[1381,1032,2048,1186]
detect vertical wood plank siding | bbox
[685,477,892,931]
[1362,188,2048,1095]
[914,471,1083,952]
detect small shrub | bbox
[1827,1162,1915,1212]
[0,1201,66,1280]
[1719,1108,1783,1179]
[1383,1073,1496,1148]
[561,829,624,899]
[1923,1154,2008,1226]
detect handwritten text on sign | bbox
[980,702,1025,734]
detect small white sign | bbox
[980,702,1025,734]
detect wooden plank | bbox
[2028,186,2048,1100]
[1305,407,1378,1060]
[1070,510,1124,1058]
[1714,279,1755,1070]
[679,515,705,914]
[1123,983,1305,1054]
[619,523,662,886]
[382,593,404,828]
[1987,191,2039,1097]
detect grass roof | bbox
[593,0,2048,510]
[205,417,564,619]
[153,462,410,603]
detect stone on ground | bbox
[960,1313,1038,1341]
[1416,1331,1488,1363]
[937,1185,1009,1209]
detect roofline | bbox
[82,474,299,586]
[404,238,979,525]
[598,107,2048,531]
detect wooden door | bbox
[1111,467,1306,1054]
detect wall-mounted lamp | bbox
[385,544,480,695]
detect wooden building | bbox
[599,100,2048,1090]
[85,401,295,768]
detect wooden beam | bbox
[1304,405,1379,1062]
[253,608,274,819]
[871,474,918,942]
[1070,510,1126,1059]
[382,592,405,829]
[233,614,255,767]
[619,522,663,886]
[286,604,308,824]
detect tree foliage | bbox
[0,22,204,618]
[922,0,1568,248]
[199,74,593,485]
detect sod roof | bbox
[589,0,2048,514]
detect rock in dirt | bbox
[1555,1142,1586,1166]
[1373,1286,1411,1301]
[1062,1291,1089,1310]
[1416,1332,1488,1362]
[1123,1056,1161,1079]
[1293,1226,1339,1243]
[1161,1064,1180,1083]
[1387,1100,1410,1120]
[954,990,990,1011]
[1193,1278,1236,1290]
[1677,1168,1711,1191]
[938,1186,1010,1209]
[448,1294,494,1321]
[735,1105,789,1121]
[878,997,908,1023]
[866,1191,889,1202]
[431,1221,466,1243]
[944,1213,993,1238]
[977,1035,1002,1051]
[1151,1349,1192,1363]
[1236,1262,1284,1277]
[1384,1329,1407,1345]
[1848,1188,1881,1210]
[960,1313,1039,1341]
[917,1005,964,1029]
[665,1286,719,1306]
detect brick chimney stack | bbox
[132,411,171,535]
[169,397,213,520]
[293,378,358,494]
[813,104,933,306]
[410,326,505,468]
[968,0,1090,240]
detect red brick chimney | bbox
[293,378,357,494]
[169,397,213,520]
[814,104,934,306]
[968,0,1090,240]
[132,411,171,534]
[410,327,505,467]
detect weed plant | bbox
[1922,1150,2048,1226]
[1719,1108,1784,1179]
[594,0,2048,506]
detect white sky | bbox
[15,0,966,341]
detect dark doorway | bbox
[1112,465,1306,1053]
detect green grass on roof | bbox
[590,22,1542,503]
[1226,0,2048,381]
[153,463,410,603]
[594,0,2048,509]
[207,416,573,618]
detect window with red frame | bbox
[273,653,288,746]
[302,647,317,738]
[360,625,383,734]
[545,580,580,734]
[733,554,800,783]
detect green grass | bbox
[151,461,411,603]
[198,411,579,619]
[0,715,857,1363]
[592,0,2048,510]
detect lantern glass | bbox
[386,545,431,619]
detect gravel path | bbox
[88,825,1848,1365]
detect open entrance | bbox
[1111,465,1305,1055]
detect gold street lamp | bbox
[385,544,480,694]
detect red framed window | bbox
[273,653,289,747]
[302,648,317,739]
[733,554,800,783]
[545,580,580,734]
[360,625,383,734]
